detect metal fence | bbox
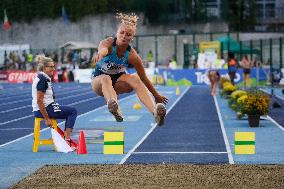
[132,32,284,70]
[0,32,283,73]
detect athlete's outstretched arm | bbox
[128,49,168,104]
[92,37,113,66]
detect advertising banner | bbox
[0,71,8,81]
[73,68,267,86]
[148,68,267,86]
[6,71,37,83]
[0,71,60,83]
[198,41,222,69]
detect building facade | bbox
[255,0,284,31]
[204,0,284,31]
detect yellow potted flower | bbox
[229,90,247,119]
[220,77,230,89]
[240,91,270,127]
[231,90,247,100]
[222,82,237,98]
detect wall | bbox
[0,13,228,50]
[239,33,284,41]
[1,13,283,67]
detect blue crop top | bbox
[92,38,131,76]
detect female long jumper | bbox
[91,13,168,126]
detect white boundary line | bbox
[133,151,227,154]
[267,115,284,132]
[0,94,135,148]
[260,89,284,132]
[0,115,34,126]
[0,89,92,108]
[0,105,30,114]
[68,96,100,106]
[0,96,100,126]
[260,88,284,101]
[213,96,234,164]
[0,128,33,131]
[274,94,284,101]
[0,130,39,148]
[119,87,190,164]
[0,91,94,114]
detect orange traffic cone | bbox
[77,131,87,154]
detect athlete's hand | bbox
[92,54,103,65]
[45,118,53,128]
[154,94,168,105]
[92,47,108,65]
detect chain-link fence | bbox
[1,32,283,75]
[132,32,284,71]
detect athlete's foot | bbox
[107,99,123,122]
[154,103,166,126]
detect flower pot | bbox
[248,115,260,127]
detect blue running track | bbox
[126,86,228,164]
[1,84,284,188]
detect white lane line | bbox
[267,116,284,132]
[0,95,100,126]
[0,94,135,148]
[260,88,284,101]
[0,90,31,96]
[0,115,33,126]
[0,105,30,113]
[0,128,50,148]
[0,98,32,106]
[0,87,91,106]
[68,96,99,106]
[0,128,33,131]
[0,85,89,101]
[0,91,94,114]
[0,92,31,101]
[56,91,94,100]
[259,89,284,131]
[213,96,234,164]
[276,95,284,101]
[119,86,190,164]
[133,151,227,154]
